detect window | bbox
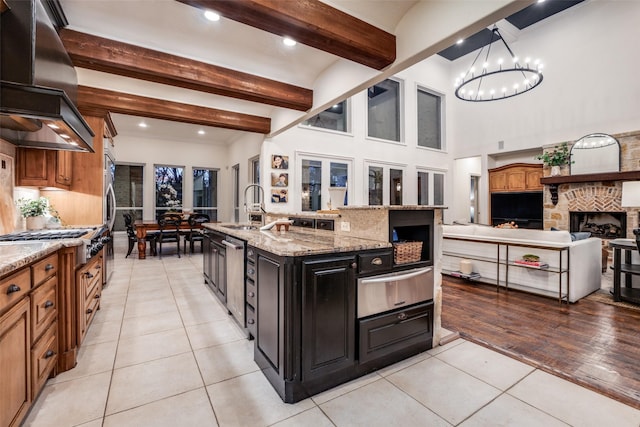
[113,164,143,231]
[155,165,183,219]
[232,164,240,222]
[299,154,352,211]
[416,169,445,206]
[193,168,218,220]
[302,100,348,132]
[390,169,403,205]
[417,87,443,150]
[366,162,406,206]
[368,79,401,142]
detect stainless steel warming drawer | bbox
[357,266,433,318]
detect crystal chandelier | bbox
[454,26,544,102]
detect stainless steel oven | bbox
[357,266,433,318]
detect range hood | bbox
[0,0,95,152]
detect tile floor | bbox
[23,236,640,427]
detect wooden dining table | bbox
[134,219,203,259]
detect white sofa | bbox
[442,224,602,303]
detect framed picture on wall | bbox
[271,188,288,203]
[272,154,289,170]
[271,172,288,187]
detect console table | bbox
[609,238,640,304]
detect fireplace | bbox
[569,211,627,239]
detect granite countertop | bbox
[339,205,447,210]
[0,240,83,278]
[204,223,391,257]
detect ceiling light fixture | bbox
[204,10,220,21]
[454,26,543,102]
[283,37,297,47]
[138,122,148,128]
[198,130,205,135]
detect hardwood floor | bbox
[441,277,640,410]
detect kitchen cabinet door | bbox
[0,298,31,427]
[301,255,356,382]
[256,253,283,373]
[16,148,72,190]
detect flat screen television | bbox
[491,192,543,229]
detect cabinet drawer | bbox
[292,217,315,228]
[245,304,256,338]
[0,268,31,313]
[358,302,433,364]
[31,276,57,343]
[83,264,102,299]
[246,279,256,308]
[85,283,101,326]
[316,219,334,231]
[32,254,57,286]
[358,251,393,275]
[31,321,57,398]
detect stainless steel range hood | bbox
[0,0,95,152]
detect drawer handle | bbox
[95,294,101,299]
[351,262,357,269]
[44,350,56,359]
[248,250,254,257]
[45,264,55,271]
[397,312,408,321]
[44,300,54,309]
[6,284,20,294]
[86,272,94,279]
[371,257,383,265]
[86,308,93,314]
[394,300,406,306]
[247,268,255,275]
[248,291,255,297]
[247,319,255,325]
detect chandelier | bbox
[454,26,543,102]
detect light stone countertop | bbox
[204,223,391,257]
[0,240,82,278]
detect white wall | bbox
[113,134,230,221]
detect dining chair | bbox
[157,212,183,258]
[124,213,157,257]
[183,213,210,254]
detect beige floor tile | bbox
[115,327,192,368]
[194,339,259,385]
[24,372,111,427]
[82,319,122,346]
[387,357,501,425]
[460,393,569,427]
[106,352,204,415]
[320,378,449,427]
[436,341,535,390]
[103,388,218,427]
[91,304,125,324]
[119,309,184,338]
[311,372,381,405]
[123,296,179,319]
[75,419,104,427]
[186,317,245,350]
[48,340,117,384]
[271,407,335,427]
[427,336,466,355]
[376,350,432,378]
[179,300,232,326]
[126,285,174,302]
[508,370,640,427]
[207,371,314,426]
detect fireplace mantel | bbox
[540,170,640,205]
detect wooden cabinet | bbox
[16,148,72,190]
[0,298,31,427]
[489,163,542,192]
[301,256,356,382]
[76,251,103,345]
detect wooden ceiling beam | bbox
[77,86,271,134]
[177,0,396,70]
[60,29,312,111]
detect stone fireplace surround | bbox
[543,131,640,240]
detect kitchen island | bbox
[204,206,442,403]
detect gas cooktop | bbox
[0,228,96,242]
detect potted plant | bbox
[16,197,50,230]
[535,142,573,176]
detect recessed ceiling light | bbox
[204,10,220,21]
[283,37,297,47]
[138,122,148,128]
[47,123,59,129]
[198,130,205,135]
[456,38,464,45]
[60,134,70,139]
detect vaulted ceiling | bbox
[58,0,534,144]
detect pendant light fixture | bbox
[454,26,543,102]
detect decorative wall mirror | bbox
[570,133,620,175]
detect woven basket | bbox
[393,241,423,264]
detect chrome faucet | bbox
[243,184,266,225]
